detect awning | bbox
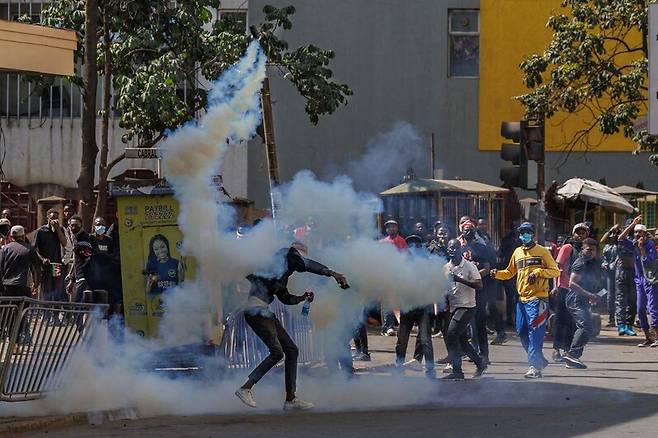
[380,179,509,196]
[612,185,658,197]
[556,178,635,214]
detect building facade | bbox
[246,0,658,209]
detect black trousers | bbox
[485,281,505,334]
[605,270,616,320]
[244,312,298,395]
[1,285,32,344]
[472,291,489,358]
[552,288,575,351]
[353,309,369,354]
[566,291,593,359]
[446,307,483,374]
[396,307,434,369]
[615,267,637,326]
[415,309,450,361]
[503,279,517,325]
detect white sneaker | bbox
[403,359,424,371]
[384,328,396,336]
[442,363,453,374]
[524,366,542,379]
[283,397,315,411]
[235,388,257,408]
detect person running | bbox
[442,239,486,380]
[562,238,603,369]
[491,222,559,379]
[235,245,349,411]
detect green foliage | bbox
[40,1,352,146]
[518,0,658,164]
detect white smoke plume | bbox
[0,41,450,419]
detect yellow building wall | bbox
[479,0,639,152]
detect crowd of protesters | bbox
[0,205,123,326]
[353,213,658,381]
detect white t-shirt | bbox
[445,257,481,309]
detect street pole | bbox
[430,133,436,179]
[536,119,546,245]
[260,75,281,218]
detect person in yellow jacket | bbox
[491,222,559,379]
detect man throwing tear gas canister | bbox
[235,243,349,411]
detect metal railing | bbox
[0,297,107,402]
[219,299,322,369]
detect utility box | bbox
[111,181,196,338]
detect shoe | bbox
[605,319,616,328]
[403,359,424,371]
[435,355,450,364]
[490,333,508,345]
[235,388,257,408]
[431,332,443,338]
[442,364,453,374]
[563,354,587,369]
[618,324,626,336]
[651,340,658,348]
[472,365,487,379]
[638,339,653,348]
[353,352,371,362]
[441,372,465,380]
[283,398,315,411]
[622,325,637,337]
[552,350,565,363]
[382,328,396,336]
[524,366,542,379]
[486,328,495,335]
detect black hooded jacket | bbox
[246,247,333,305]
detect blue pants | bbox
[516,298,548,369]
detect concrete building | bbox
[246,0,658,209]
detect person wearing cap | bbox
[551,222,589,363]
[0,218,12,247]
[379,219,407,336]
[395,235,435,376]
[0,225,40,297]
[619,215,658,347]
[491,222,559,379]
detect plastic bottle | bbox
[301,299,311,317]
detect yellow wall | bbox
[479,0,638,152]
[0,19,76,76]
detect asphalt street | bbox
[21,322,658,438]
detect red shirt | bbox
[555,244,574,289]
[379,235,408,251]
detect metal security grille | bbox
[0,297,107,402]
[219,299,322,370]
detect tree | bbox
[37,1,352,224]
[518,0,658,165]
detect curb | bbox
[0,408,137,437]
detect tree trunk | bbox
[94,8,113,220]
[78,0,99,229]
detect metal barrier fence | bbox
[0,297,107,402]
[220,299,323,370]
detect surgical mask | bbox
[95,225,106,235]
[520,233,533,244]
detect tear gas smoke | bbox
[1,42,449,418]
[330,121,428,193]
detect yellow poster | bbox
[115,192,195,337]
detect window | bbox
[448,9,480,77]
[219,9,247,35]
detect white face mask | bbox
[95,225,106,235]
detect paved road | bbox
[24,324,658,437]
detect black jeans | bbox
[353,309,369,354]
[396,307,434,369]
[485,281,505,334]
[615,267,636,326]
[472,291,489,358]
[244,312,298,396]
[605,270,616,320]
[446,307,483,374]
[503,278,517,325]
[566,291,593,358]
[552,288,575,352]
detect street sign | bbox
[649,2,658,135]
[124,148,163,159]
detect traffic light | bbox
[499,120,544,190]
